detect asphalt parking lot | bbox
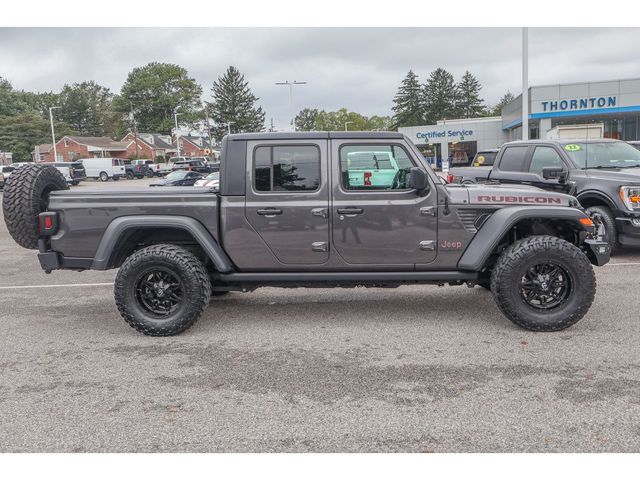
[0,179,639,452]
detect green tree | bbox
[490,91,515,116]
[294,108,319,131]
[206,66,265,140]
[114,62,203,134]
[456,71,485,118]
[58,81,115,136]
[0,77,31,117]
[392,70,424,128]
[422,68,458,124]
[367,115,393,131]
[0,112,74,162]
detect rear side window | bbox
[498,146,529,172]
[340,144,414,190]
[529,147,564,175]
[254,145,320,192]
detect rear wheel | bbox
[586,205,618,254]
[2,164,68,249]
[491,235,596,332]
[126,171,134,180]
[99,171,109,182]
[114,244,211,336]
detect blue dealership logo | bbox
[541,96,617,112]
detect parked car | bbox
[149,170,204,186]
[170,158,212,174]
[0,165,16,189]
[448,139,640,253]
[628,141,640,151]
[194,171,220,188]
[80,157,125,181]
[343,150,404,188]
[145,161,173,177]
[471,149,500,167]
[68,161,87,185]
[2,132,610,336]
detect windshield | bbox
[563,142,640,169]
[204,172,219,180]
[164,171,188,180]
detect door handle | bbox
[337,207,363,216]
[256,208,283,216]
[311,208,328,218]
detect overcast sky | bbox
[1,27,640,129]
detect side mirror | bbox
[542,166,568,183]
[408,167,429,193]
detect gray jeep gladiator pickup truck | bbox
[448,139,640,253]
[3,132,610,336]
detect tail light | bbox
[38,212,59,236]
[364,171,372,186]
[135,165,141,172]
[447,174,455,183]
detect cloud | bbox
[1,27,639,129]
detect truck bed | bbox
[49,187,219,259]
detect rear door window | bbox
[253,145,321,192]
[498,146,529,172]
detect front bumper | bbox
[583,239,611,266]
[615,216,640,247]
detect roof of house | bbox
[180,135,213,149]
[65,136,130,151]
[123,133,177,151]
[32,144,53,154]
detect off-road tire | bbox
[2,163,68,249]
[125,171,134,180]
[586,205,618,254]
[114,244,211,336]
[490,235,596,332]
[99,171,109,182]
[145,170,155,178]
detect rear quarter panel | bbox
[48,187,219,259]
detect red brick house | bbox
[120,133,177,161]
[33,136,136,162]
[178,135,213,157]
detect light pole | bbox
[48,106,61,162]
[344,121,354,131]
[522,27,529,141]
[226,121,234,136]
[275,80,307,131]
[174,113,182,157]
[202,103,214,160]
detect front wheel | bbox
[586,205,618,255]
[114,244,212,336]
[491,235,596,332]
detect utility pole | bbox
[344,121,354,131]
[522,27,529,141]
[130,102,140,159]
[203,104,214,161]
[275,80,307,131]
[174,113,182,157]
[48,106,61,162]
[226,121,234,136]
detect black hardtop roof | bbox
[226,131,404,141]
[504,138,624,147]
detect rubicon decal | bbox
[476,195,563,204]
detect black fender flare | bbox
[575,189,618,211]
[91,215,234,272]
[458,206,591,271]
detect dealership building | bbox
[399,77,640,167]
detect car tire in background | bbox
[126,171,134,180]
[2,163,68,249]
[490,235,596,332]
[99,171,109,182]
[114,244,212,336]
[586,205,618,255]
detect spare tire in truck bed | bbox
[2,164,68,249]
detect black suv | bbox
[171,159,212,174]
[449,139,640,252]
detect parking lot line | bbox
[0,282,114,290]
